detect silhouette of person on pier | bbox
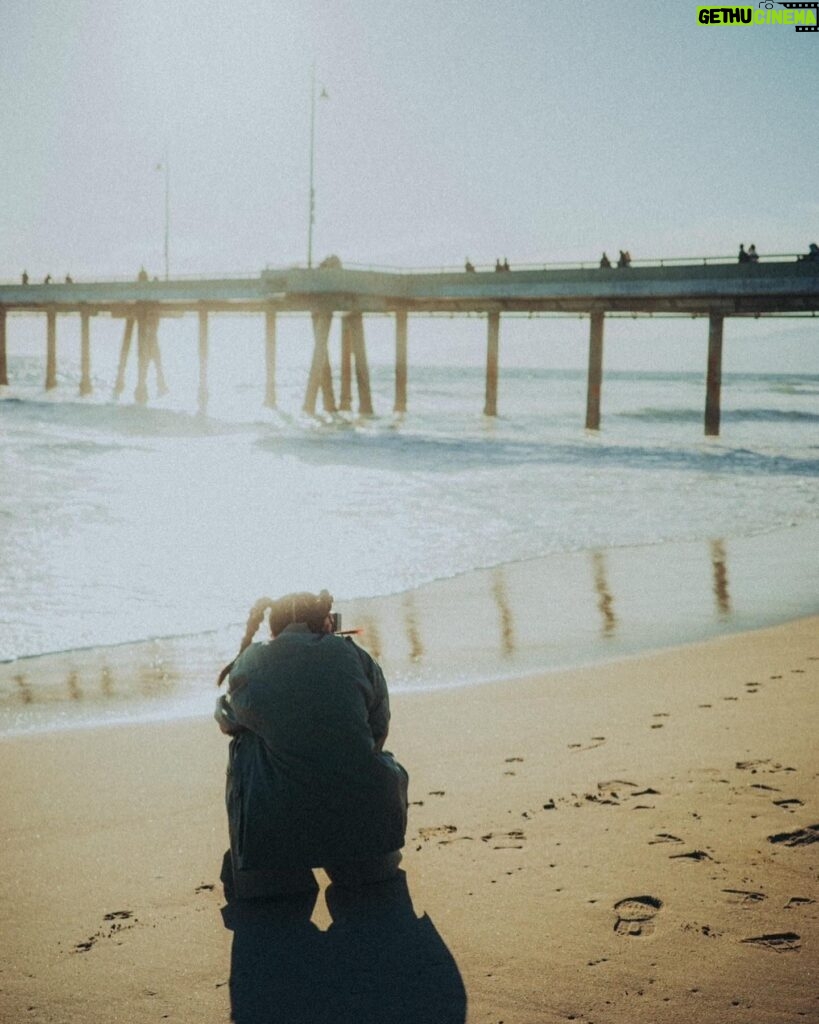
[43,273,52,284]
[797,242,819,262]
[738,243,750,263]
[65,274,73,284]
[617,250,631,268]
[137,265,149,282]
[748,243,759,263]
[502,257,510,271]
[21,270,28,285]
[494,259,502,272]
[464,259,475,272]
[599,252,611,269]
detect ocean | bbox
[1,321,817,732]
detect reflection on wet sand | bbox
[710,539,732,619]
[14,673,33,705]
[590,550,617,639]
[0,637,205,733]
[357,616,382,661]
[401,593,424,662]
[1,529,787,735]
[100,664,114,698]
[67,670,82,701]
[491,567,516,657]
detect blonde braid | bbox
[216,596,274,687]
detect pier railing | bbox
[0,252,809,285]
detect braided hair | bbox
[216,589,334,686]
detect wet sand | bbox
[1,614,817,1022]
[2,521,817,737]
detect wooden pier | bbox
[0,257,817,434]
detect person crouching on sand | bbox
[215,590,409,899]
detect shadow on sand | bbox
[221,868,466,1024]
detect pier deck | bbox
[1,258,817,435]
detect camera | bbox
[329,612,342,633]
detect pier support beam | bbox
[484,311,500,416]
[585,311,605,430]
[198,308,209,416]
[45,308,57,390]
[134,308,150,405]
[704,314,724,437]
[113,318,134,397]
[394,308,408,414]
[149,314,168,396]
[79,308,92,396]
[339,315,353,412]
[0,307,7,387]
[264,309,277,409]
[303,312,335,415]
[351,313,373,416]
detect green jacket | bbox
[216,624,408,869]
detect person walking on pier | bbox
[215,590,409,900]
[617,250,631,268]
[464,259,475,272]
[21,270,28,285]
[748,244,759,263]
[738,243,750,263]
[599,252,611,269]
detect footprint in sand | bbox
[741,932,801,952]
[613,895,662,937]
[481,830,525,849]
[773,798,804,811]
[768,824,819,847]
[670,849,714,862]
[785,897,814,910]
[72,911,136,953]
[418,825,457,842]
[722,889,766,906]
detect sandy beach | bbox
[1,613,817,1023]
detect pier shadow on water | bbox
[221,868,466,1024]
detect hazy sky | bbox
[1,0,816,371]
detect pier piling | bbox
[264,309,277,409]
[304,312,333,415]
[585,311,605,430]
[198,308,209,416]
[0,308,7,387]
[45,308,57,390]
[394,309,408,414]
[705,313,724,436]
[484,311,500,416]
[79,308,92,396]
[351,313,373,416]
[149,315,168,397]
[113,318,134,398]
[339,315,353,412]
[134,308,150,405]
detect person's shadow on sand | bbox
[221,866,467,1024]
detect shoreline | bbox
[2,520,817,737]
[1,615,817,1022]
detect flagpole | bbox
[307,65,316,269]
[163,149,170,281]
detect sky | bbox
[1,0,817,371]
